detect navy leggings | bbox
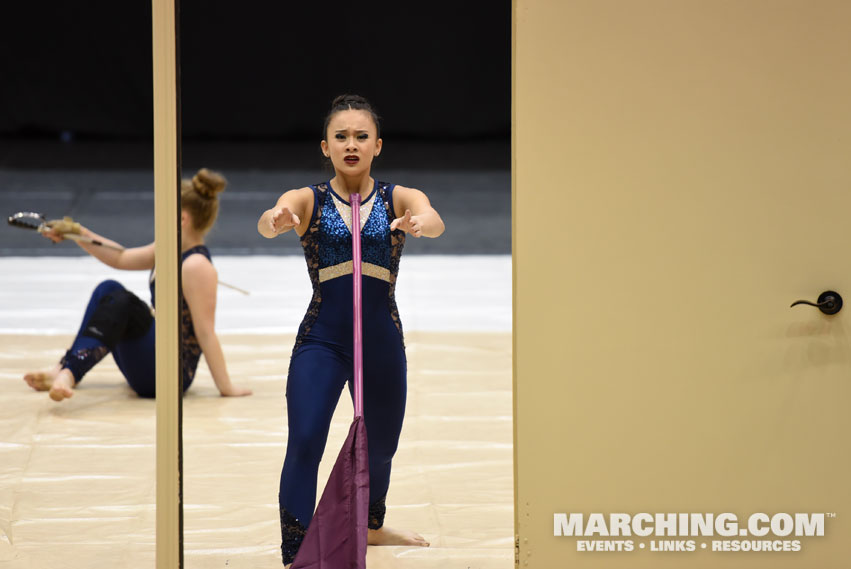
[62,280,158,397]
[279,336,407,529]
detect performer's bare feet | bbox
[23,366,74,401]
[48,370,75,401]
[282,527,427,566]
[368,526,430,547]
[24,364,62,391]
[24,364,61,391]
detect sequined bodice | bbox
[315,183,396,282]
[294,180,405,351]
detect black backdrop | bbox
[1,1,510,141]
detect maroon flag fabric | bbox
[291,191,369,568]
[290,416,369,568]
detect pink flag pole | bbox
[351,193,364,419]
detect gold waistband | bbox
[318,261,391,283]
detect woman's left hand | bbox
[390,209,423,237]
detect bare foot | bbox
[368,526,430,547]
[24,364,61,391]
[48,369,75,402]
[284,528,427,565]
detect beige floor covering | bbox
[0,331,513,568]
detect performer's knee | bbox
[92,279,125,297]
[286,431,326,469]
[82,287,152,349]
[369,437,399,466]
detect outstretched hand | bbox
[43,216,82,243]
[390,209,422,237]
[270,207,300,235]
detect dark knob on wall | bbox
[790,291,843,315]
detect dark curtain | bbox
[0,1,509,140]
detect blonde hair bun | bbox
[191,168,227,199]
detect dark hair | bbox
[322,94,381,139]
[181,168,226,233]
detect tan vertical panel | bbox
[514,0,851,567]
[510,1,520,567]
[152,0,182,567]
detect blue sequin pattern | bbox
[318,186,391,271]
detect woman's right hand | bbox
[258,187,312,238]
[270,207,300,235]
[43,216,82,242]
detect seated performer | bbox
[23,168,251,400]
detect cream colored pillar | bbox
[152,0,182,567]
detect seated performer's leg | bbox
[71,281,153,381]
[112,324,157,397]
[278,343,350,565]
[53,280,127,394]
[25,280,152,401]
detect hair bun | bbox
[191,168,227,199]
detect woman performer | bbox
[24,168,252,400]
[257,94,445,566]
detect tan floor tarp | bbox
[0,331,512,568]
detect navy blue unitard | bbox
[278,180,406,563]
[60,245,210,397]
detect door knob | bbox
[790,290,843,315]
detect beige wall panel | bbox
[514,1,851,567]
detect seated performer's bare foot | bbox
[30,368,75,401]
[47,369,76,401]
[368,526,430,547]
[23,364,61,391]
[24,366,74,401]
